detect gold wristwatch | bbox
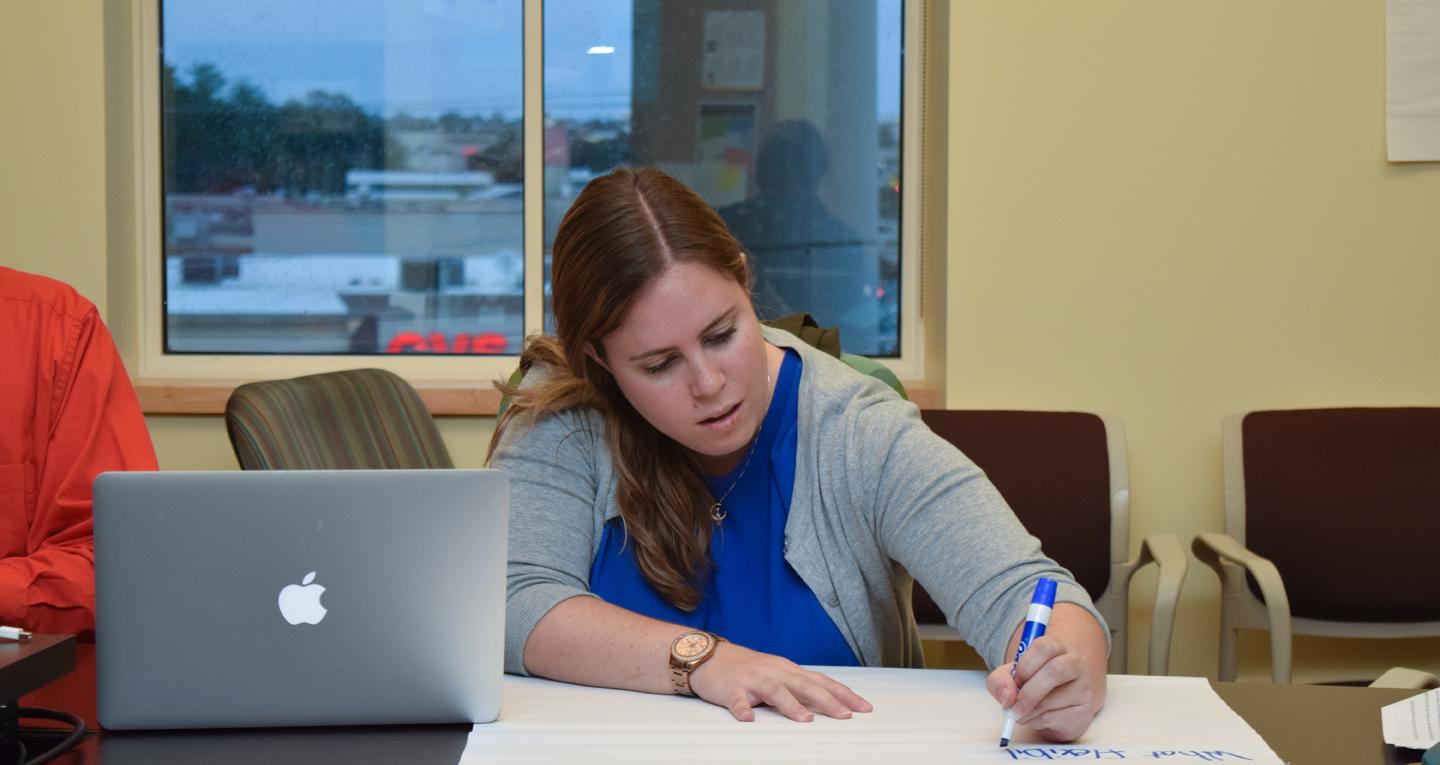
[669,630,724,696]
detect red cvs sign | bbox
[385,331,509,354]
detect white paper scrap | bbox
[1383,686,1440,750]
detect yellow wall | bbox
[0,6,109,310]
[947,1,1440,680]
[4,2,1437,682]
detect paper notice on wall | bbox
[703,11,765,90]
[1387,0,1440,160]
[1382,687,1440,751]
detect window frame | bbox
[114,0,937,414]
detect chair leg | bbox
[1268,615,1292,684]
[1218,626,1239,682]
[1107,628,1126,675]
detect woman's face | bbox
[595,260,778,476]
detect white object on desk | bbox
[1382,686,1440,750]
[461,668,1283,764]
[0,626,33,641]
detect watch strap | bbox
[669,631,724,696]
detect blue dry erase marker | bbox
[999,577,1057,748]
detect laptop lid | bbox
[94,469,508,730]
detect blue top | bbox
[589,350,859,666]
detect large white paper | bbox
[1382,686,1440,750]
[1387,0,1440,161]
[460,669,1282,763]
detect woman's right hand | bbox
[687,642,873,722]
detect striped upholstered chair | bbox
[225,368,453,470]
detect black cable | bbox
[14,708,86,765]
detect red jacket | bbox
[0,267,157,635]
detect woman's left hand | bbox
[984,605,1108,743]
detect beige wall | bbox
[947,1,1440,680]
[0,6,109,309]
[4,2,1437,681]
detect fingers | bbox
[788,673,862,719]
[1002,636,1105,743]
[986,663,1018,707]
[1013,636,1066,686]
[1011,637,1078,716]
[1029,701,1093,743]
[753,670,870,721]
[993,636,1072,699]
[1019,674,1082,726]
[726,696,756,723]
[811,672,874,714]
[1013,655,1083,717]
[696,644,872,722]
[759,683,816,722]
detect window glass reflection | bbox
[545,0,902,355]
[161,0,524,355]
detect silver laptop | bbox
[93,469,508,730]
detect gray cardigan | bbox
[492,327,1107,675]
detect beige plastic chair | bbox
[1370,667,1440,690]
[1193,409,1440,683]
[913,411,1188,675]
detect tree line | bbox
[165,63,516,195]
[164,62,632,196]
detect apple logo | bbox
[277,571,327,625]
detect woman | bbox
[489,167,1108,739]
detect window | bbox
[160,0,524,355]
[129,1,929,394]
[544,1,904,356]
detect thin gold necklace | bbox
[708,374,770,524]
[709,431,758,523]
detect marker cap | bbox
[1030,577,1058,608]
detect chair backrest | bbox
[911,410,1133,669]
[839,353,907,400]
[1226,408,1440,623]
[225,368,454,470]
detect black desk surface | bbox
[21,643,469,764]
[20,644,1427,765]
[0,635,75,701]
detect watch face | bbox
[674,632,711,660]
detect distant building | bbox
[389,127,510,173]
[344,170,497,202]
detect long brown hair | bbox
[488,166,752,611]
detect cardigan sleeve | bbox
[842,392,1110,669]
[489,406,605,674]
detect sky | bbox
[163,0,903,122]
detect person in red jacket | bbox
[0,267,158,636]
